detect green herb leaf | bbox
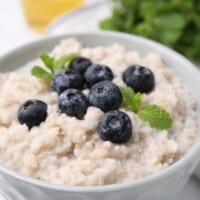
[119,86,135,109]
[99,19,117,30]
[140,1,158,18]
[159,29,182,45]
[133,92,143,112]
[138,105,172,130]
[119,86,142,112]
[54,53,77,72]
[119,87,173,130]
[153,13,186,30]
[40,52,54,73]
[133,22,154,38]
[31,66,52,80]
[31,52,77,81]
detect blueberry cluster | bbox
[18,57,155,144]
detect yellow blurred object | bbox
[22,0,85,32]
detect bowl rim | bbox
[0,31,199,193]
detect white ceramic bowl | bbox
[0,32,199,200]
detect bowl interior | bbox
[1,32,199,117]
[0,31,199,191]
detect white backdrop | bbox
[0,0,98,55]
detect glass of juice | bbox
[21,0,85,32]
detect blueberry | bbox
[84,64,113,88]
[18,100,47,129]
[58,89,88,119]
[88,81,122,112]
[69,56,92,74]
[123,65,155,93]
[52,70,83,94]
[97,110,132,144]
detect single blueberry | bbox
[58,89,88,119]
[69,56,92,74]
[52,70,83,94]
[88,81,122,112]
[97,110,132,144]
[84,64,113,88]
[123,65,155,93]
[18,99,47,129]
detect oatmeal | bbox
[0,38,197,186]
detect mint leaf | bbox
[138,105,172,130]
[133,92,142,112]
[159,29,182,45]
[31,52,77,81]
[119,86,135,109]
[119,87,172,130]
[99,19,116,30]
[54,53,77,72]
[133,22,154,38]
[40,52,54,73]
[31,66,52,80]
[153,13,186,30]
[119,86,142,112]
[140,1,157,18]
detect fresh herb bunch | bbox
[100,0,200,60]
[119,86,172,130]
[31,52,77,81]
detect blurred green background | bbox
[100,0,200,61]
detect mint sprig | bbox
[119,86,172,130]
[39,52,54,73]
[138,105,172,130]
[31,52,77,81]
[53,53,78,73]
[119,86,142,112]
[31,66,53,80]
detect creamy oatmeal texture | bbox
[0,38,197,186]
